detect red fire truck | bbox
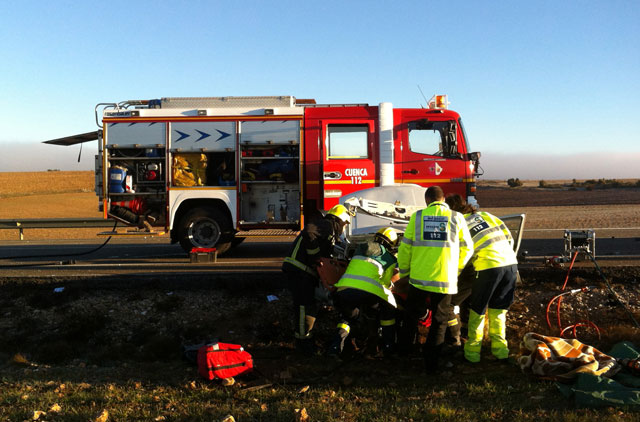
[45,95,481,253]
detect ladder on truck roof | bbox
[159,96,299,109]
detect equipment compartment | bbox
[171,151,236,187]
[107,146,167,194]
[106,145,167,228]
[240,183,300,224]
[239,143,300,226]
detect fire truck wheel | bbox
[177,207,232,254]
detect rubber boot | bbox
[294,305,307,340]
[423,342,443,374]
[295,305,315,338]
[488,308,509,360]
[448,314,461,346]
[294,306,317,337]
[464,309,485,363]
[294,308,317,356]
[328,322,350,357]
[380,318,396,357]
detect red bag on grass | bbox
[197,342,253,380]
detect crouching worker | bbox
[282,204,352,355]
[446,194,518,363]
[328,227,399,358]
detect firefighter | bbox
[282,204,352,354]
[445,194,518,363]
[328,227,400,358]
[397,186,473,373]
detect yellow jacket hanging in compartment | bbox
[172,154,208,186]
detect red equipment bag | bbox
[197,342,253,380]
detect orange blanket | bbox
[518,332,620,382]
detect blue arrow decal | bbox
[215,129,231,142]
[128,122,137,126]
[149,122,158,126]
[195,130,211,142]
[175,130,190,142]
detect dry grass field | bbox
[0,171,102,240]
[0,171,95,198]
[0,171,100,219]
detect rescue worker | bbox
[443,265,474,352]
[443,195,479,351]
[445,194,518,363]
[328,227,399,358]
[397,186,473,373]
[282,204,352,354]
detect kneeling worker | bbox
[282,204,352,354]
[329,227,399,358]
[446,194,519,363]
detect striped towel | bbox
[518,332,620,382]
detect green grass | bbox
[2,361,639,422]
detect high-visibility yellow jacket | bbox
[397,201,473,294]
[464,211,518,271]
[335,243,397,307]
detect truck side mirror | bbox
[467,151,481,162]
[467,151,482,174]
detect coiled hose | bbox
[545,249,640,341]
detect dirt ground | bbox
[0,266,639,384]
[2,174,640,361]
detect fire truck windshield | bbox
[408,120,459,157]
[459,118,471,152]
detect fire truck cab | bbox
[45,95,481,254]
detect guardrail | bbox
[0,218,116,240]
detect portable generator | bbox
[563,229,596,258]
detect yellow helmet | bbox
[326,204,351,224]
[374,227,398,248]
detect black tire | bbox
[177,207,232,254]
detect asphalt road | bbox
[1,231,639,279]
[0,237,291,279]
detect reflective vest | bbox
[335,245,397,307]
[282,218,336,277]
[397,201,473,294]
[283,234,319,277]
[464,211,518,271]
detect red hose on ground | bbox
[545,275,601,339]
[560,320,601,340]
[561,251,579,291]
[555,251,580,329]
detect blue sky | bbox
[1,1,638,178]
